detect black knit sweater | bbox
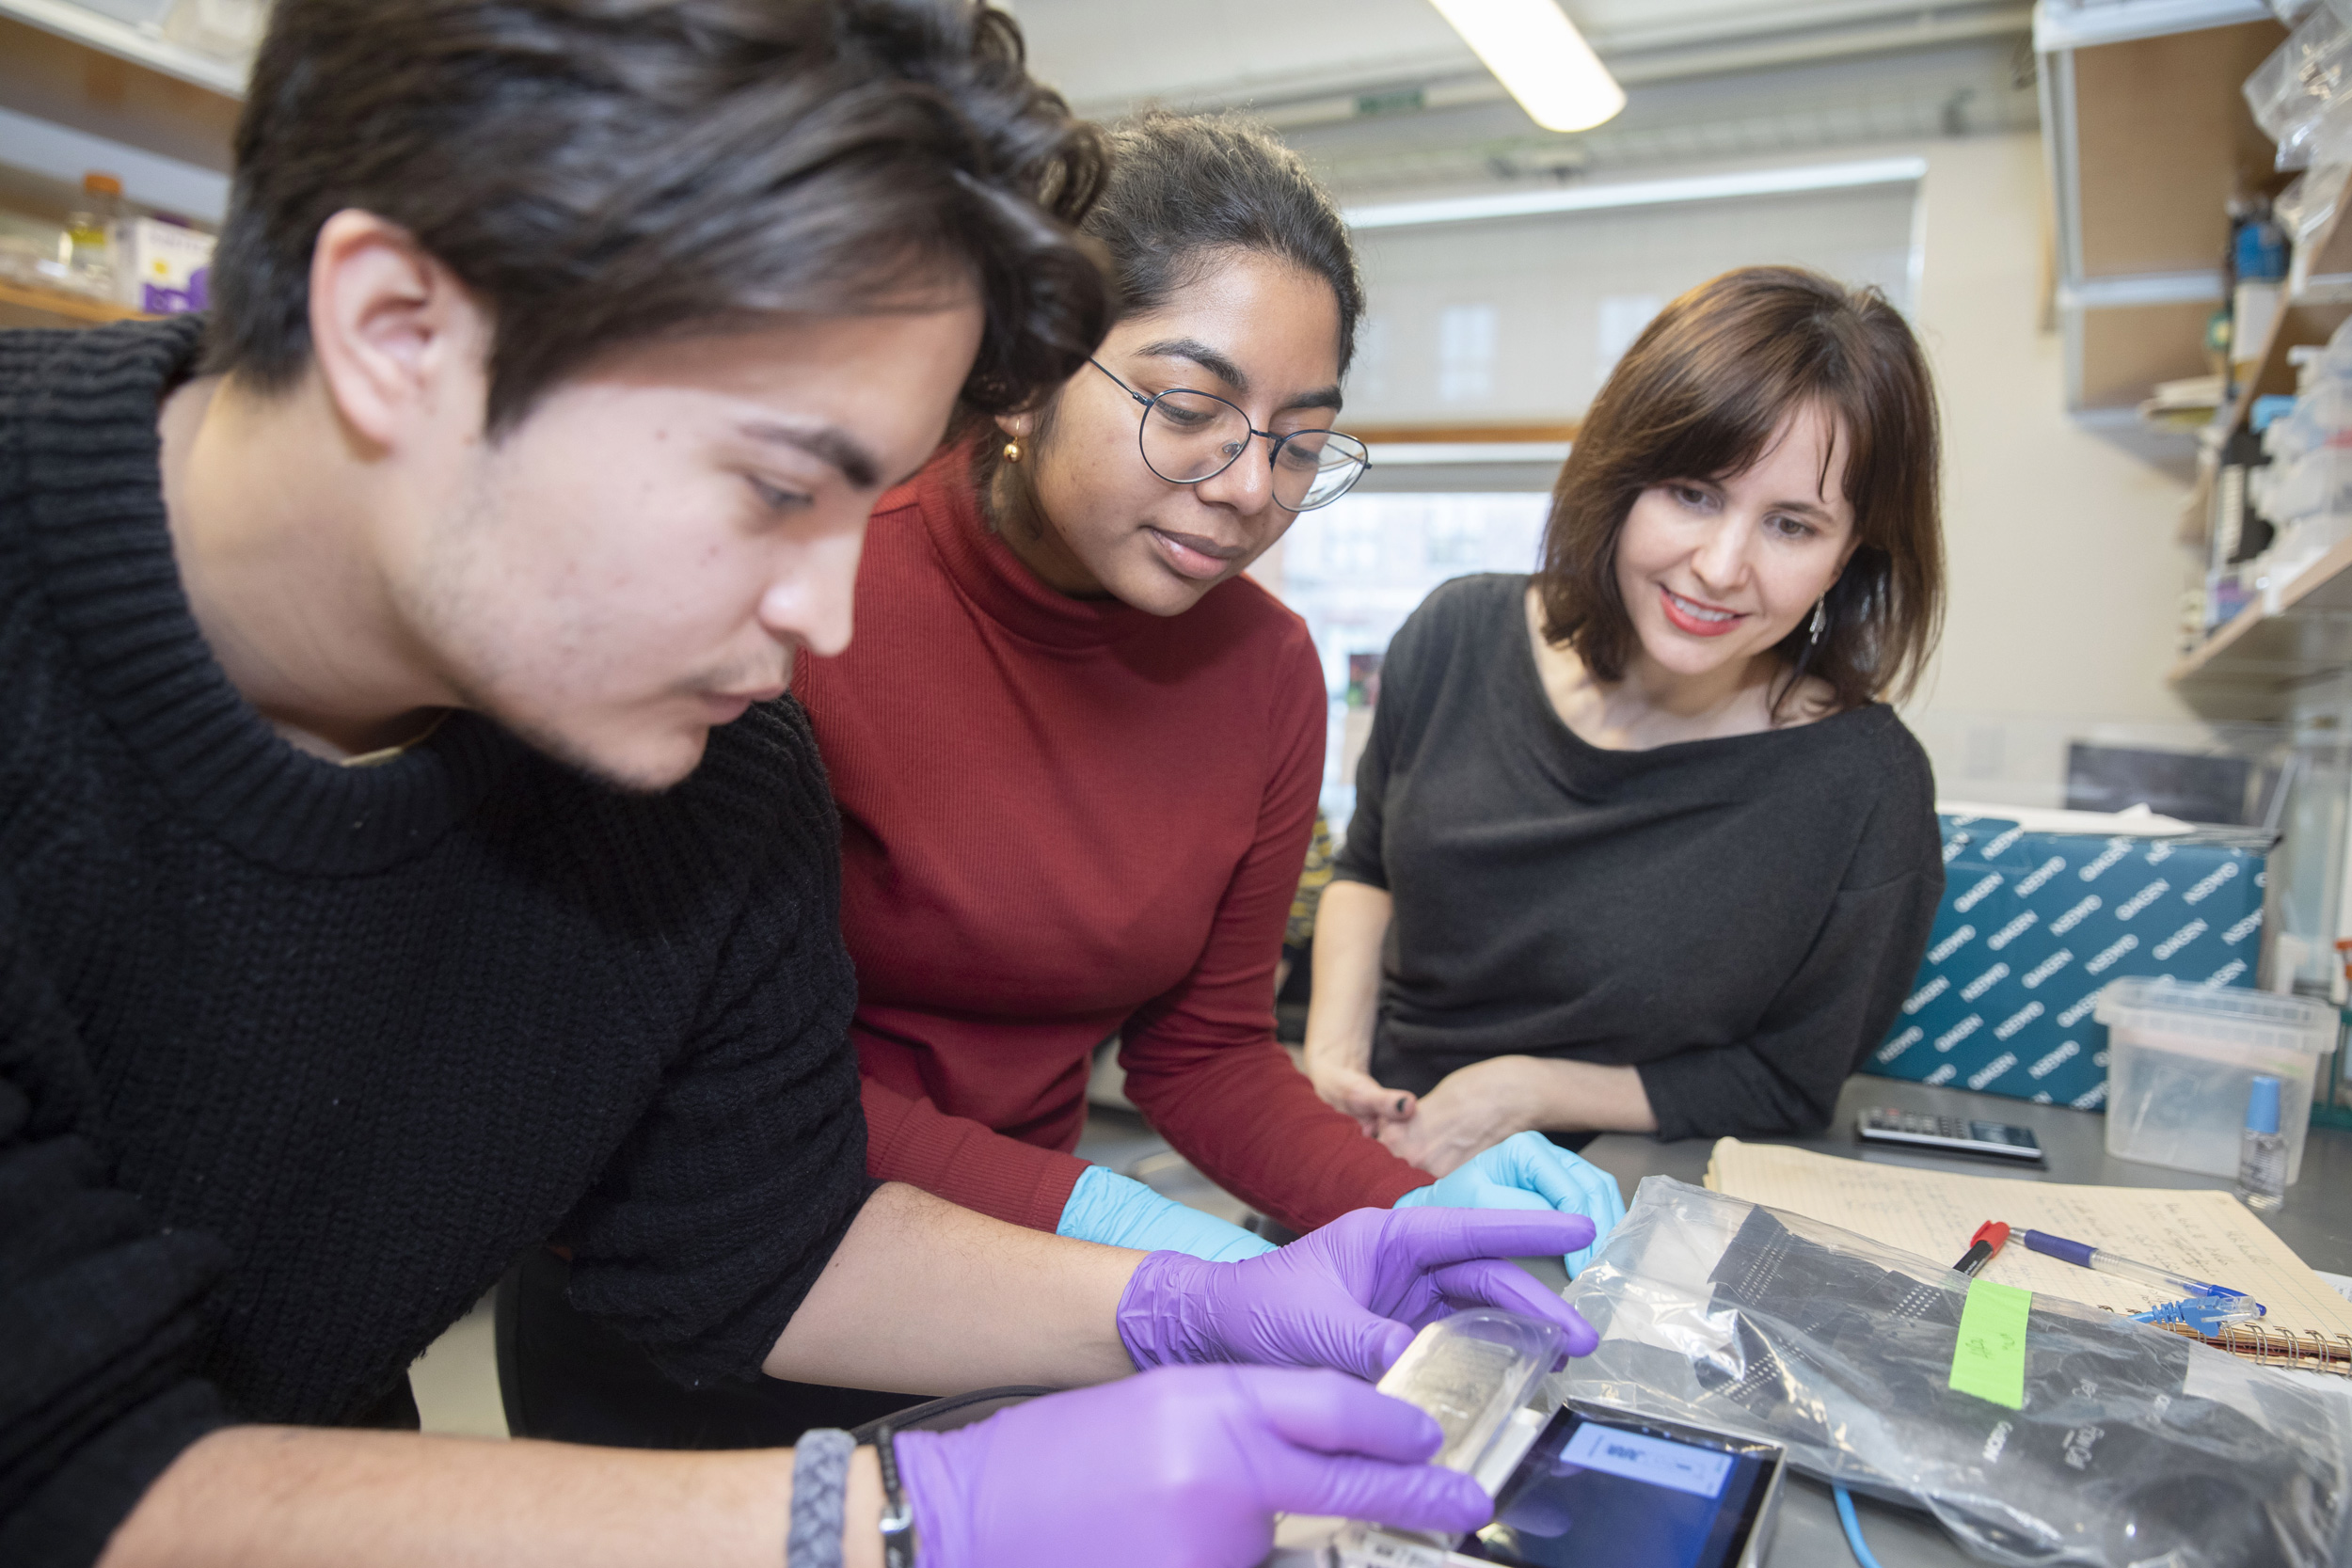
[0,319,870,1564]
[1336,574,1941,1140]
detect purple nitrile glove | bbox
[1117,1206,1599,1381]
[894,1364,1491,1568]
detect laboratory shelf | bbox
[0,0,247,96]
[2172,531,2352,717]
[0,277,154,328]
[2179,287,2352,550]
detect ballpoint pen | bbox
[2016,1227,2249,1300]
[2131,1296,2266,1332]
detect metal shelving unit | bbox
[2169,163,2352,718]
[2038,3,2285,414]
[0,0,249,97]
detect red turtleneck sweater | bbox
[794,446,1431,1234]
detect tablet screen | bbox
[1456,1408,1775,1568]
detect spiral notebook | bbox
[1703,1139,2352,1376]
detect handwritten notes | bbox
[1949,1278,2031,1408]
[1705,1139,2352,1338]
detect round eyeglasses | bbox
[1089,359,1369,512]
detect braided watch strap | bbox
[787,1428,855,1568]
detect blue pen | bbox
[2017,1228,2249,1301]
[2131,1296,2266,1333]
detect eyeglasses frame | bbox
[1086,358,1368,512]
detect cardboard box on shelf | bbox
[119,218,214,315]
[1863,812,2266,1110]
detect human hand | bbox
[1304,1053,1416,1137]
[1377,1056,1543,1177]
[896,1365,1492,1568]
[1117,1206,1598,1380]
[1391,1131,1626,1276]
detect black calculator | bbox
[1856,1108,2043,1162]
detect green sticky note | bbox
[1948,1278,2031,1410]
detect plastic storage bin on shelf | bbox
[2244,324,2352,603]
[2095,977,2337,1185]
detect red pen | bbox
[1951,1221,2010,1276]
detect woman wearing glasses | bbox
[504,112,1624,1452]
[498,110,1625,1455]
[797,113,1624,1274]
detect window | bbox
[1278,491,1552,831]
[1437,303,1499,404]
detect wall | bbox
[1278,129,2234,814]
[1346,180,1920,425]
[1900,130,2230,807]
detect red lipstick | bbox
[1657,586,1745,638]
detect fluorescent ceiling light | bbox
[1343,155,1927,231]
[1428,0,1625,134]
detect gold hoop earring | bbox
[1003,439,1023,464]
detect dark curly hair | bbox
[1078,109,1363,375]
[1537,265,1945,716]
[975,108,1362,520]
[203,0,1111,431]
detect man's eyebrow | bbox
[1135,338,1344,414]
[736,420,882,490]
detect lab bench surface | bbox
[1548,1075,2352,1568]
[1578,1074,2352,1276]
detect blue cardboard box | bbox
[1864,814,2266,1110]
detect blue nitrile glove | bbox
[1057,1164,1276,1262]
[1391,1131,1627,1277]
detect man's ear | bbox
[306,209,490,451]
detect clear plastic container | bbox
[2095,977,2338,1184]
[1326,1311,1571,1568]
[1372,1309,1567,1477]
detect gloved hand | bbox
[1117,1207,1599,1380]
[1392,1131,1626,1276]
[895,1364,1491,1568]
[1057,1164,1275,1262]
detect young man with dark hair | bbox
[0,3,1597,1565]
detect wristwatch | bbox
[874,1423,918,1568]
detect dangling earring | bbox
[1808,595,1828,644]
[1002,439,1023,464]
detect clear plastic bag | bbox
[2248,5,2352,169]
[2292,96,2352,246]
[1551,1179,2352,1568]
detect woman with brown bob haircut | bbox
[1303,265,1946,1168]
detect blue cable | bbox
[1834,1483,1886,1568]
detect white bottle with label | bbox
[60,172,125,298]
